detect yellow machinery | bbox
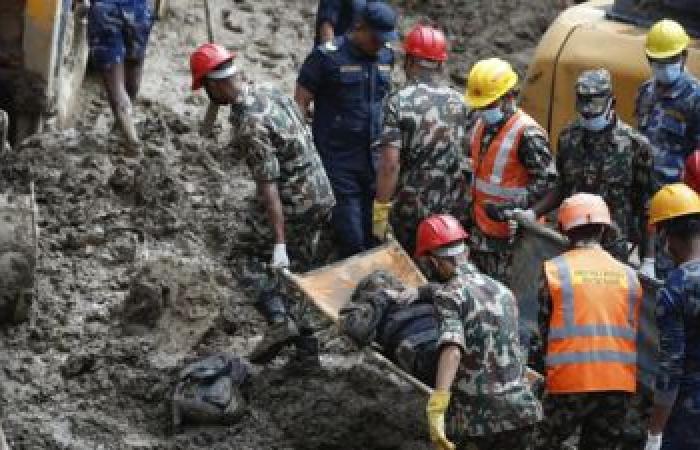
[520,0,700,151]
[0,0,89,146]
[0,0,168,147]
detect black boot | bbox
[249,291,299,363]
[287,332,320,373]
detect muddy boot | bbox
[249,318,299,363]
[249,291,299,363]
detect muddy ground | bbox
[0,0,570,448]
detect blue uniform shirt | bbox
[655,260,700,407]
[298,35,393,172]
[636,72,700,186]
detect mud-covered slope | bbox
[0,0,570,448]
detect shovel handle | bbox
[509,213,569,247]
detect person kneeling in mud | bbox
[190,44,335,368]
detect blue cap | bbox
[360,2,398,43]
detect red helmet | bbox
[403,24,448,62]
[190,43,235,90]
[415,214,468,258]
[684,150,700,193]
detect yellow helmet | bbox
[649,183,700,225]
[465,58,518,108]
[646,19,690,60]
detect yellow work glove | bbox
[372,200,392,241]
[426,390,456,450]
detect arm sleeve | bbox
[654,272,686,407]
[691,94,700,149]
[297,49,325,95]
[518,127,557,208]
[434,287,466,353]
[239,116,280,182]
[632,134,657,227]
[530,270,551,374]
[378,91,402,150]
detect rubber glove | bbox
[644,432,662,450]
[640,257,656,279]
[271,243,290,269]
[372,200,392,241]
[426,390,456,450]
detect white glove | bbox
[271,243,290,269]
[644,432,662,450]
[640,257,656,279]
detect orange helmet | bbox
[415,214,468,258]
[558,193,611,232]
[190,43,235,90]
[684,151,700,194]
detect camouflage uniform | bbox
[636,71,700,279]
[654,260,700,450]
[558,70,656,262]
[434,259,542,447]
[531,256,634,450]
[227,83,335,329]
[469,107,556,285]
[378,73,471,255]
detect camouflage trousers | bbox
[454,425,536,450]
[619,384,653,450]
[229,215,328,329]
[535,391,632,450]
[469,248,513,286]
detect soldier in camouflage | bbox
[466,58,556,285]
[417,215,542,450]
[532,69,657,263]
[190,44,335,365]
[373,24,471,256]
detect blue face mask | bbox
[580,113,610,132]
[653,62,683,85]
[479,106,504,125]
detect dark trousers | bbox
[327,166,375,258]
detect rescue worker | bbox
[189,43,336,365]
[637,19,700,279]
[644,183,700,450]
[531,69,657,267]
[637,19,700,188]
[532,193,643,450]
[372,24,471,255]
[465,58,556,284]
[419,214,542,450]
[88,0,154,154]
[295,2,397,258]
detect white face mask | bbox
[479,105,504,125]
[652,61,683,85]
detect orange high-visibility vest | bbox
[544,247,642,394]
[470,110,543,239]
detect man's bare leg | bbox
[101,62,140,152]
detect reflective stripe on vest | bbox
[470,110,540,238]
[544,248,642,393]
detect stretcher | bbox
[282,239,544,396]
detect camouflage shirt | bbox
[557,117,657,248]
[435,260,543,436]
[379,75,471,251]
[229,84,336,225]
[636,72,700,186]
[654,259,700,407]
[469,110,556,252]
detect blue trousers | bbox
[326,166,375,258]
